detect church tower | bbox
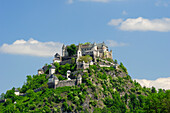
[93,42,97,50]
[77,44,82,59]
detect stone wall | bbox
[56,79,77,87]
[60,59,72,65]
[99,65,110,67]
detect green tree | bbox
[0,93,5,99]
[67,44,77,56]
[119,62,128,74]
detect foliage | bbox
[119,62,128,74]
[67,44,77,56]
[1,60,170,113]
[55,63,76,75]
[78,55,92,63]
[20,74,48,93]
[105,58,114,63]
[55,74,66,80]
[80,42,91,45]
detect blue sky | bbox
[0,0,170,94]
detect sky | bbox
[0,0,170,94]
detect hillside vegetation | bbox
[0,62,170,113]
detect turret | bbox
[49,65,56,75]
[77,74,82,85]
[93,42,97,50]
[102,44,107,52]
[53,53,61,63]
[62,44,65,56]
[102,41,106,46]
[77,44,82,59]
[48,74,59,89]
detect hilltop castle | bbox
[62,42,113,62]
[37,42,116,89]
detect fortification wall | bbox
[56,79,76,87]
[60,59,72,65]
[99,65,110,67]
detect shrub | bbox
[78,55,92,63]
[62,102,68,112]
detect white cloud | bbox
[108,17,170,32]
[134,77,170,90]
[155,0,170,7]
[106,40,128,47]
[108,19,123,26]
[0,38,63,57]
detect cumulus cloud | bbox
[108,19,123,26]
[108,17,170,32]
[0,38,63,57]
[134,77,170,90]
[106,40,128,47]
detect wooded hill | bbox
[0,60,169,113]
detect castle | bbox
[37,42,116,89]
[62,42,113,62]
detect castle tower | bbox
[48,74,59,89]
[49,65,56,75]
[53,53,61,63]
[102,42,107,52]
[77,74,82,85]
[93,42,97,50]
[62,44,65,56]
[77,44,82,59]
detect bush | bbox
[78,55,92,63]
[62,102,68,112]
[89,100,97,107]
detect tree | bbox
[67,44,77,56]
[119,62,128,74]
[0,93,5,99]
[151,86,157,93]
[115,59,118,64]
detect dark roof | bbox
[15,88,19,92]
[54,53,60,58]
[38,68,43,71]
[49,74,58,80]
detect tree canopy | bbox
[67,44,77,56]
